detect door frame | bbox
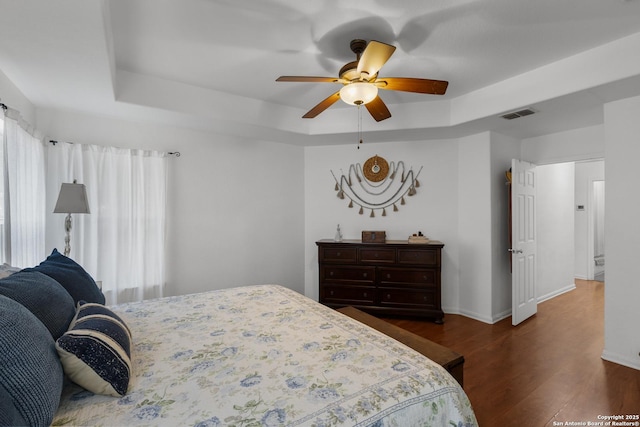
[588,179,605,281]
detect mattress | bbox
[53,284,477,426]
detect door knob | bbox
[508,248,523,254]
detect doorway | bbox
[533,160,604,305]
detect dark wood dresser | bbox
[317,239,445,323]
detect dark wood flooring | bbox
[381,280,640,426]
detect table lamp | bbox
[53,180,90,257]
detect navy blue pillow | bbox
[0,295,64,426]
[23,248,105,305]
[0,270,75,339]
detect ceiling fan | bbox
[276,39,449,122]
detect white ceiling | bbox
[2,0,640,145]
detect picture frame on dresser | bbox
[316,239,445,323]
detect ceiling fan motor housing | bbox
[350,39,367,56]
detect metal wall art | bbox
[331,155,422,217]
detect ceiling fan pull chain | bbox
[357,105,363,149]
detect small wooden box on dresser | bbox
[316,239,445,323]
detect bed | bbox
[1,251,477,427]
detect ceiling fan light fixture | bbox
[340,82,378,106]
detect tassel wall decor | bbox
[330,155,422,218]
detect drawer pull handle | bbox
[336,252,341,257]
[329,271,334,276]
[387,274,391,279]
[363,292,368,298]
[363,273,368,278]
[423,275,427,280]
[423,296,428,301]
[375,253,379,258]
[386,294,391,299]
[330,290,334,296]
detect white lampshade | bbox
[53,182,91,214]
[339,82,378,105]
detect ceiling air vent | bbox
[501,108,536,120]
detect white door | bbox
[511,159,537,326]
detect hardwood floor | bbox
[381,280,640,426]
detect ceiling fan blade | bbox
[365,96,391,122]
[276,76,338,83]
[302,91,341,118]
[357,41,396,79]
[377,77,448,95]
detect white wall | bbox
[522,124,604,165]
[36,108,306,296]
[457,133,493,321]
[602,95,640,370]
[536,162,576,301]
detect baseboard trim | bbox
[443,284,576,325]
[537,283,576,304]
[491,309,512,324]
[443,307,497,325]
[601,350,640,371]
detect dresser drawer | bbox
[320,266,375,284]
[379,267,437,286]
[397,249,439,266]
[359,248,396,264]
[379,287,437,309]
[319,247,357,263]
[321,285,375,305]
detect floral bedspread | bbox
[53,285,477,426]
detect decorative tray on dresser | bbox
[316,239,445,323]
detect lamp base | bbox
[64,213,72,257]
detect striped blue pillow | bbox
[55,302,132,397]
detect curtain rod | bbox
[48,140,180,157]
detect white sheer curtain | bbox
[47,142,167,305]
[1,108,46,267]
